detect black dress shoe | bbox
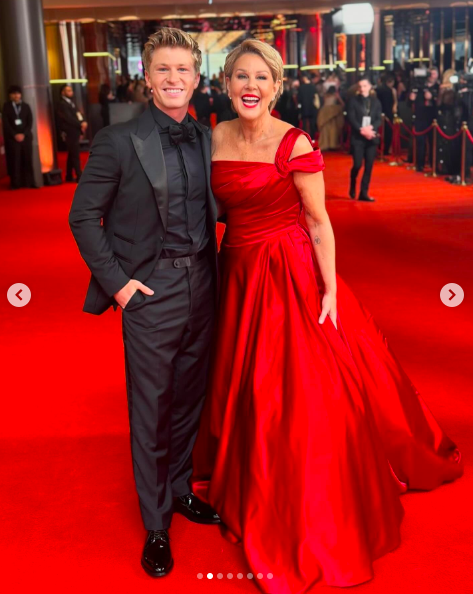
[349,187,356,199]
[141,529,173,578]
[174,492,221,524]
[358,195,376,202]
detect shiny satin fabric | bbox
[192,128,463,593]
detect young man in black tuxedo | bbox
[2,85,35,189]
[57,84,87,182]
[69,28,220,578]
[347,78,382,202]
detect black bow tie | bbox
[168,122,197,145]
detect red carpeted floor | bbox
[1,151,472,594]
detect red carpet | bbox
[1,152,472,593]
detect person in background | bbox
[437,69,456,105]
[394,70,407,102]
[276,78,300,127]
[115,75,128,103]
[99,83,115,127]
[408,67,440,172]
[316,86,344,151]
[193,78,212,127]
[347,77,382,202]
[298,73,318,138]
[436,88,466,180]
[133,79,149,103]
[57,84,87,183]
[211,80,237,123]
[2,85,35,189]
[376,72,397,156]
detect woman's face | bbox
[226,52,280,121]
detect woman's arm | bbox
[292,135,337,328]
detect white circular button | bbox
[440,283,464,308]
[7,283,31,307]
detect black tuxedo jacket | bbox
[347,94,382,145]
[57,98,84,139]
[2,101,33,142]
[69,107,218,315]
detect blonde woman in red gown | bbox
[192,40,463,594]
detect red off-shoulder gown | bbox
[192,128,463,593]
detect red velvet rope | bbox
[436,127,462,141]
[401,122,413,135]
[384,117,395,130]
[410,124,434,136]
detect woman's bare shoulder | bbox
[290,133,314,159]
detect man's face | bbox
[145,46,200,114]
[62,86,74,99]
[9,92,22,103]
[358,80,371,97]
[429,70,439,84]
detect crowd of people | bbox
[2,61,473,191]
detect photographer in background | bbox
[408,67,440,172]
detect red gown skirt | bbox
[192,128,463,593]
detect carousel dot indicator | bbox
[237,572,244,579]
[257,573,264,579]
[197,573,203,579]
[217,573,223,579]
[247,573,254,579]
[268,573,274,579]
[227,573,233,579]
[207,573,213,579]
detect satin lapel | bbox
[197,126,217,224]
[131,126,168,231]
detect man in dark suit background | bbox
[298,74,318,139]
[69,28,219,578]
[408,67,440,172]
[376,72,397,156]
[2,85,35,189]
[347,78,382,202]
[57,84,87,182]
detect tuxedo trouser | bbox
[121,256,214,530]
[350,142,377,197]
[65,134,82,179]
[6,139,34,188]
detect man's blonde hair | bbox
[142,27,202,73]
[224,39,283,111]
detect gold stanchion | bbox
[461,121,467,186]
[379,113,385,161]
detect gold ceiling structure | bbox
[189,30,246,54]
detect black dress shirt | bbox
[150,101,208,258]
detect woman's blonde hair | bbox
[142,27,202,74]
[441,68,455,86]
[224,39,283,111]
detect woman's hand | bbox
[319,291,337,329]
